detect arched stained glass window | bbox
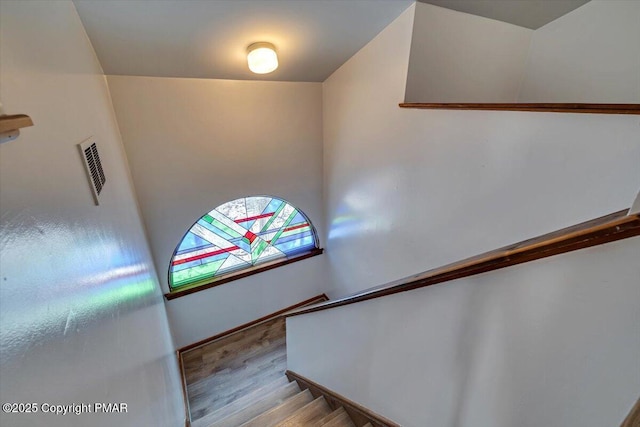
[169,196,318,290]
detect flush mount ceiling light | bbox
[247,42,278,74]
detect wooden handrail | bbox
[399,103,640,115]
[286,209,640,317]
[0,114,34,132]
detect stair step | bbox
[201,380,301,427]
[313,407,344,426]
[239,389,314,427]
[319,407,357,427]
[192,376,291,427]
[314,406,355,427]
[276,396,332,426]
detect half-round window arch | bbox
[169,196,319,290]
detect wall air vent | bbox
[78,138,106,205]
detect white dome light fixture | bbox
[247,42,278,74]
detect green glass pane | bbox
[270,209,298,245]
[251,239,269,262]
[171,259,226,287]
[211,218,243,238]
[260,201,286,232]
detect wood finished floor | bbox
[182,317,287,423]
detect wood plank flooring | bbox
[182,317,288,423]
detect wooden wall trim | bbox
[177,294,329,353]
[399,103,640,115]
[286,370,401,427]
[176,351,192,427]
[286,210,640,318]
[165,248,323,300]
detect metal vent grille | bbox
[78,139,106,205]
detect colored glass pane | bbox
[169,196,318,289]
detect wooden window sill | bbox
[165,248,323,300]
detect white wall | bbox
[0,1,184,426]
[288,237,640,427]
[107,76,326,348]
[406,0,640,104]
[288,4,640,426]
[405,2,532,103]
[322,3,640,297]
[518,0,640,103]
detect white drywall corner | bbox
[630,190,640,215]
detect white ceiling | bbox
[74,0,593,82]
[73,0,413,82]
[417,0,591,30]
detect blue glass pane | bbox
[289,212,307,225]
[177,232,212,253]
[171,258,203,272]
[262,198,284,215]
[274,235,315,253]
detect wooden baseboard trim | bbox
[176,350,192,426]
[286,370,401,427]
[177,293,329,354]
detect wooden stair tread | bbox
[186,317,286,384]
[239,389,314,427]
[185,316,288,421]
[313,407,347,426]
[189,362,287,420]
[276,396,332,427]
[319,408,356,427]
[180,296,385,427]
[314,406,355,427]
[196,379,299,427]
[192,376,289,425]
